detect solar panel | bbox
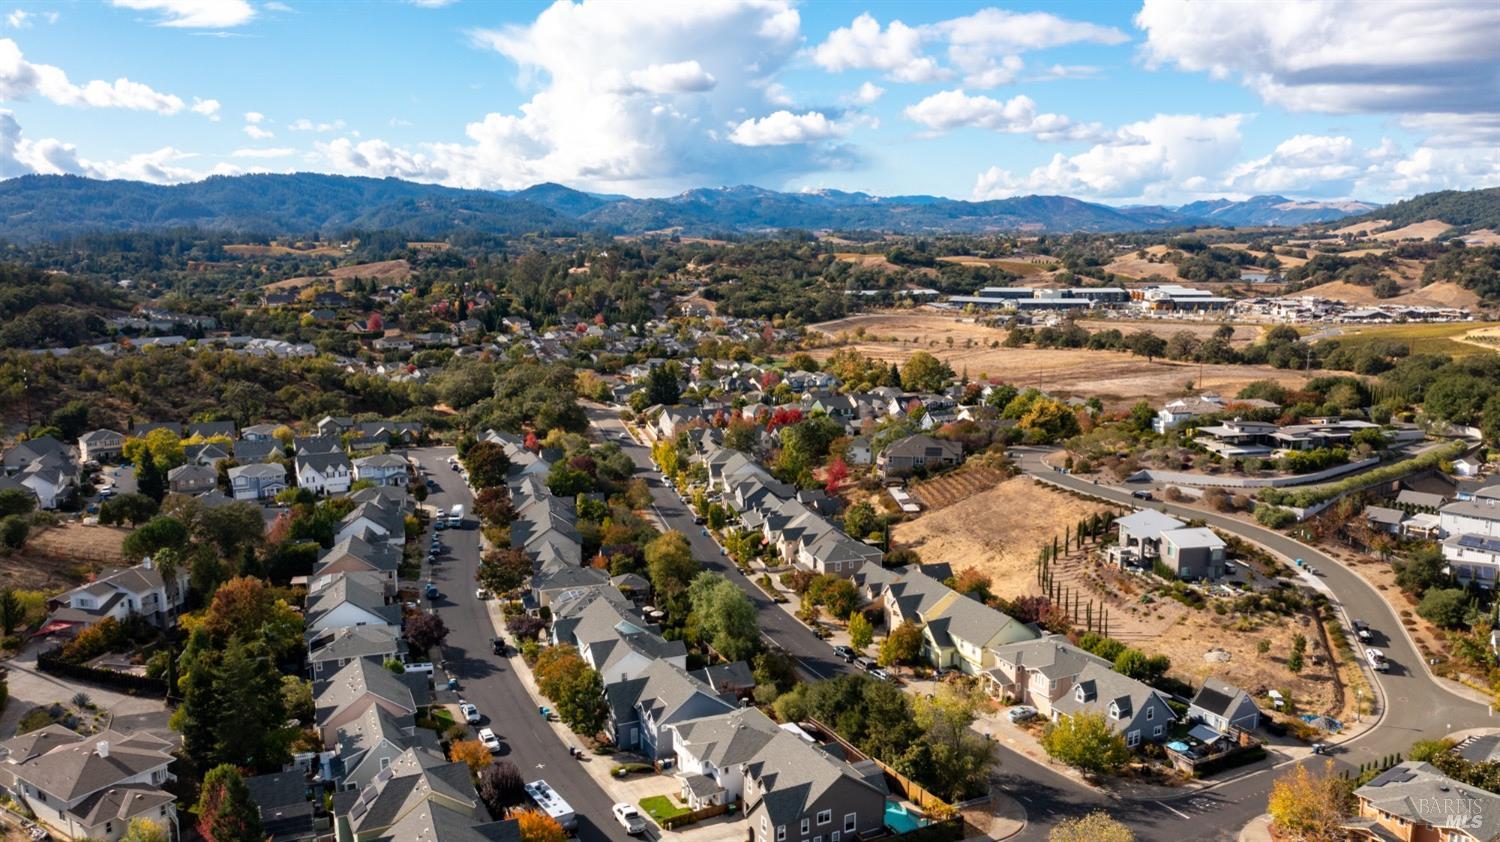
[1458,534,1500,553]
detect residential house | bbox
[317,416,355,437]
[296,436,344,455]
[240,423,282,442]
[308,624,407,680]
[45,557,190,635]
[1050,662,1176,747]
[233,439,283,464]
[130,423,182,438]
[1346,761,1500,842]
[876,565,1036,675]
[846,436,872,466]
[797,531,884,578]
[2,436,76,510]
[183,442,232,467]
[336,498,408,548]
[328,747,510,842]
[187,421,236,439]
[742,730,888,842]
[353,454,409,487]
[668,707,783,808]
[0,727,178,842]
[297,451,354,496]
[1159,527,1227,580]
[314,536,403,594]
[1112,510,1188,567]
[1439,498,1500,588]
[314,659,430,746]
[244,769,317,841]
[984,635,1113,717]
[876,434,963,478]
[229,462,288,501]
[1187,677,1261,733]
[305,572,401,637]
[604,660,737,760]
[167,464,216,495]
[77,430,125,464]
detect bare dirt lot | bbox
[811,312,1308,407]
[892,476,1119,599]
[7,522,128,591]
[935,256,1057,278]
[266,258,412,292]
[1078,318,1264,346]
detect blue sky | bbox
[1,0,1497,204]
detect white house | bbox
[1439,498,1500,588]
[304,572,401,636]
[352,453,408,487]
[1,727,178,842]
[296,451,353,496]
[77,430,126,464]
[46,557,191,635]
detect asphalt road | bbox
[581,412,1498,839]
[407,446,636,842]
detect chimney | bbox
[96,740,110,758]
[141,555,153,570]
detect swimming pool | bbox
[885,802,926,834]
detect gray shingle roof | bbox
[6,729,174,803]
[744,730,886,828]
[670,707,781,769]
[1356,761,1500,839]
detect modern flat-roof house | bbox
[1187,677,1261,733]
[1193,419,1279,458]
[1159,527,1227,580]
[1439,498,1500,589]
[229,462,288,501]
[1112,510,1187,567]
[1346,761,1500,842]
[1050,662,1175,747]
[0,726,178,842]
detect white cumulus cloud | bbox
[0,108,234,183]
[846,82,884,104]
[973,113,1245,201]
[0,38,189,114]
[242,124,273,139]
[1224,134,1359,194]
[190,97,220,120]
[905,90,1104,142]
[231,146,296,158]
[620,60,717,94]
[110,0,256,28]
[289,117,346,132]
[812,13,944,83]
[728,111,845,146]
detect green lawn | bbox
[639,795,692,824]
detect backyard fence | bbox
[806,718,952,815]
[35,647,167,697]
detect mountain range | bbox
[0,173,1380,242]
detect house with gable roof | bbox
[742,730,888,842]
[0,726,178,842]
[1050,662,1175,747]
[297,451,353,496]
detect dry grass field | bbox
[1371,220,1452,241]
[1077,318,1264,346]
[1103,245,1180,281]
[811,313,1308,407]
[935,256,1057,277]
[892,476,1118,598]
[1332,219,1389,237]
[265,258,412,292]
[224,242,346,257]
[7,522,129,591]
[1297,279,1480,309]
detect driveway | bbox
[1,646,166,738]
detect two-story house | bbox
[46,557,190,635]
[668,707,781,809]
[229,462,288,501]
[875,434,963,478]
[352,453,409,487]
[335,499,407,548]
[1439,497,1500,588]
[1050,662,1176,747]
[166,464,217,495]
[743,730,888,842]
[1346,761,1500,842]
[0,727,178,842]
[297,451,353,496]
[304,572,401,638]
[307,624,407,680]
[314,659,430,747]
[985,635,1113,716]
[77,430,125,464]
[603,660,736,760]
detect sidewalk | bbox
[481,603,751,842]
[1238,814,1273,842]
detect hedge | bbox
[36,647,167,697]
[1257,440,1468,508]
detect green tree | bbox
[195,764,264,842]
[688,572,759,662]
[878,621,923,667]
[98,492,159,526]
[0,515,28,551]
[478,547,532,595]
[0,488,35,518]
[120,818,170,842]
[215,639,291,770]
[1041,712,1132,776]
[848,612,873,651]
[900,352,954,393]
[121,515,189,561]
[843,502,882,541]
[645,531,700,620]
[195,502,267,560]
[645,365,681,406]
[1418,587,1471,628]
[0,588,23,636]
[461,441,511,489]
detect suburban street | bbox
[407,446,637,842]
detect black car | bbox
[491,638,506,655]
[832,645,856,662]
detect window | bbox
[777,825,786,842]
[814,837,822,842]
[1126,730,1140,747]
[1153,725,1163,738]
[1146,706,1154,721]
[801,819,810,835]
[817,811,832,826]
[845,813,857,833]
[380,756,391,770]
[832,834,841,842]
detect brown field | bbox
[1077,318,1264,346]
[1462,229,1500,246]
[1371,220,1452,241]
[9,523,130,591]
[896,477,1343,714]
[892,476,1119,599]
[833,252,936,276]
[908,464,1009,510]
[1296,279,1480,309]
[935,256,1057,277]
[1103,245,1180,281]
[810,312,1308,407]
[266,258,412,292]
[1332,219,1389,237]
[406,241,451,251]
[224,242,346,257]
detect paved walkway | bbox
[1237,813,1273,842]
[1,645,167,738]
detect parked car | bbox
[492,637,506,655]
[868,667,893,682]
[1366,647,1389,672]
[1352,620,1373,642]
[1131,489,1153,500]
[479,727,501,753]
[459,701,480,724]
[612,803,646,835]
[854,656,877,672]
[475,588,491,600]
[1007,706,1038,724]
[832,645,856,662]
[424,582,439,599]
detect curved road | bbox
[1010,445,1492,763]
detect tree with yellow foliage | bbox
[1050,812,1133,842]
[513,809,567,842]
[1267,760,1354,841]
[448,739,493,775]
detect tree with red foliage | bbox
[365,312,384,332]
[766,407,803,432]
[405,611,449,653]
[523,431,540,452]
[474,486,514,527]
[759,371,781,390]
[824,456,849,495]
[568,454,597,477]
[195,764,262,842]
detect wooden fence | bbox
[806,718,951,814]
